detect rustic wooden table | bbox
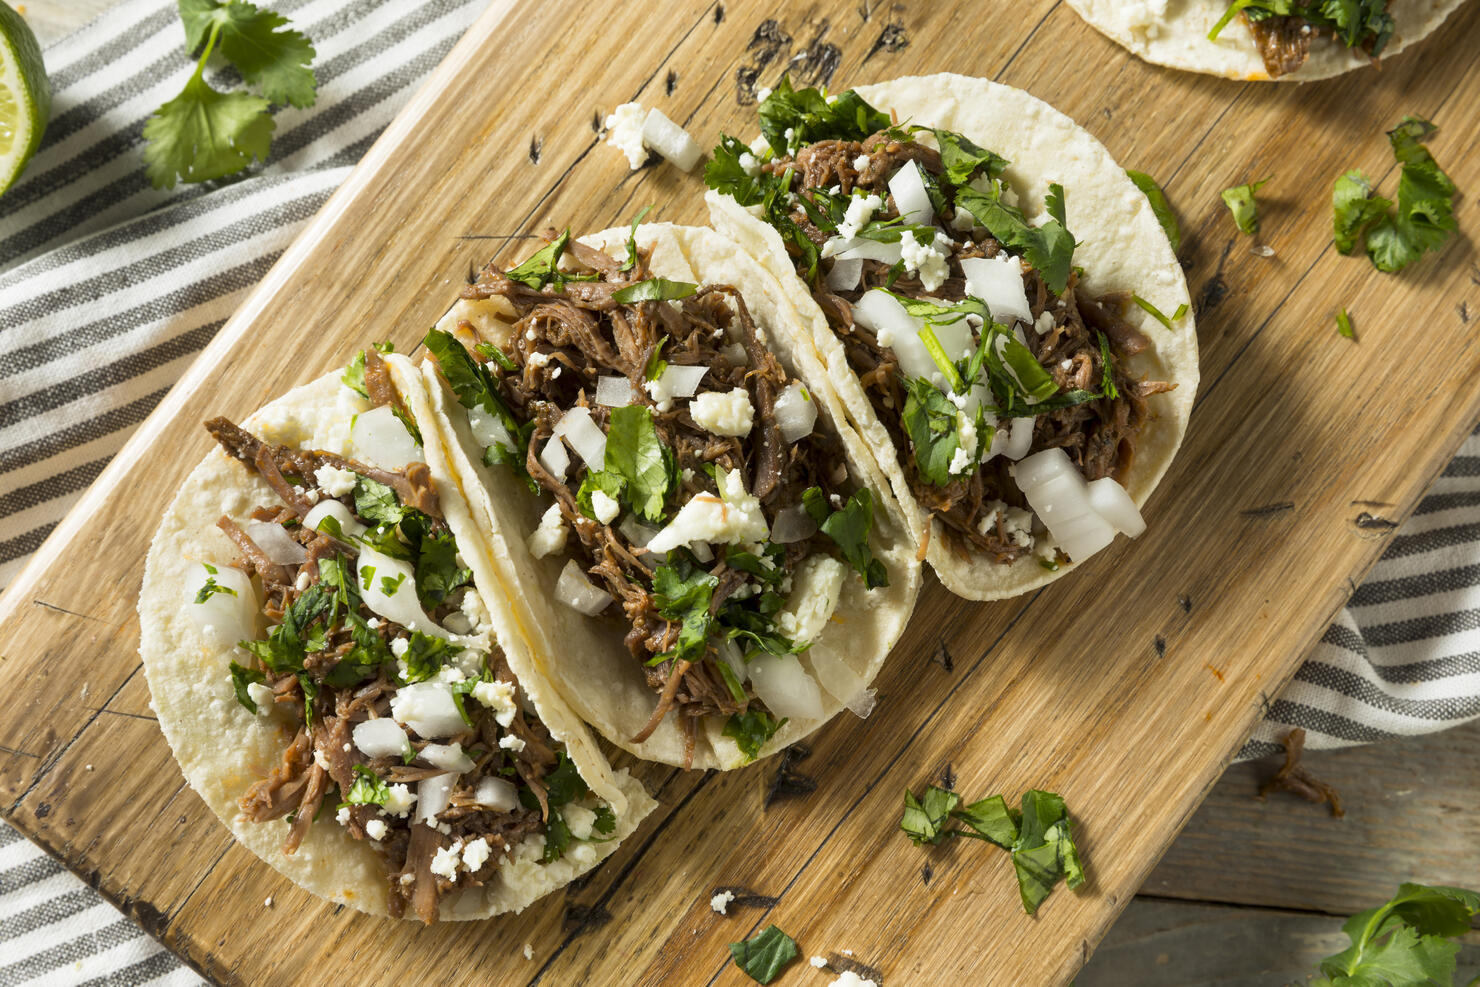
[12,2,1479,984]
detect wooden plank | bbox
[1145,718,1480,915]
[1,1,1479,984]
[1080,898,1480,987]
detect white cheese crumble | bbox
[528,502,569,559]
[523,944,534,961]
[852,153,870,171]
[499,734,527,753]
[365,818,388,841]
[643,468,769,555]
[294,570,311,592]
[603,101,647,169]
[430,842,463,881]
[829,973,877,987]
[264,897,273,908]
[837,193,883,240]
[565,804,598,840]
[336,807,351,826]
[472,678,519,728]
[900,230,950,291]
[313,465,357,497]
[755,86,772,102]
[1035,310,1055,335]
[382,784,417,818]
[590,490,620,524]
[462,837,492,872]
[738,151,760,176]
[246,681,274,716]
[811,956,828,968]
[390,637,409,658]
[710,890,736,914]
[948,444,973,475]
[689,387,754,437]
[976,499,1035,548]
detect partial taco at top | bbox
[706,75,1198,602]
[138,353,653,922]
[419,221,920,771]
[1064,0,1467,80]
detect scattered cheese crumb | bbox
[523,943,534,961]
[472,679,518,727]
[365,819,388,841]
[381,784,417,818]
[430,842,463,881]
[590,490,620,524]
[828,973,876,987]
[313,465,357,497]
[462,837,492,872]
[689,387,755,437]
[604,101,648,169]
[900,230,949,291]
[84,764,93,771]
[710,890,736,914]
[810,955,828,968]
[264,897,273,907]
[336,806,351,826]
[499,734,527,753]
[528,503,569,558]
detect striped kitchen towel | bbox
[0,0,1476,983]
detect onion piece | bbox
[717,639,748,689]
[888,159,933,227]
[467,406,513,450]
[640,107,702,172]
[184,561,257,647]
[852,289,937,382]
[421,742,476,775]
[825,256,863,291]
[1086,477,1146,537]
[618,515,657,548]
[305,500,367,540]
[554,407,607,468]
[769,505,817,544]
[659,364,708,399]
[1012,447,1117,562]
[807,645,872,717]
[539,434,570,482]
[353,718,411,760]
[595,376,636,407]
[747,654,825,721]
[774,382,817,443]
[960,254,1033,326]
[556,560,613,616]
[1003,416,1034,461]
[415,773,456,824]
[244,521,308,565]
[474,776,519,813]
[357,546,449,638]
[1011,446,1074,490]
[721,342,749,367]
[391,682,467,739]
[350,405,421,470]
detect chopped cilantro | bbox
[423,328,537,490]
[802,487,889,589]
[1312,883,1480,986]
[729,924,800,985]
[900,376,964,487]
[228,660,266,714]
[723,708,787,762]
[1209,0,1393,55]
[602,405,676,524]
[352,475,404,526]
[194,573,238,604]
[621,205,653,272]
[340,765,389,807]
[413,530,472,612]
[1125,169,1181,252]
[398,631,461,685]
[648,556,719,667]
[1333,116,1457,273]
[1221,176,1270,236]
[612,278,697,304]
[925,126,1009,187]
[901,785,961,846]
[956,181,1076,295]
[504,230,594,291]
[1336,309,1355,340]
[1130,294,1184,331]
[756,76,891,155]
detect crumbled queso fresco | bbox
[710,889,736,914]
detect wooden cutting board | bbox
[4,1,1479,983]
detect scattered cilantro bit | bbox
[1126,169,1181,253]
[1336,309,1355,340]
[516,752,592,863]
[1221,176,1270,236]
[901,784,1086,915]
[1333,116,1457,274]
[926,127,1008,187]
[423,328,537,490]
[1311,883,1480,987]
[142,0,316,188]
[352,475,405,526]
[1209,0,1393,55]
[612,277,698,304]
[398,630,461,685]
[620,205,653,272]
[649,556,719,666]
[1098,333,1119,401]
[900,376,964,487]
[340,765,390,807]
[413,530,472,612]
[228,660,265,713]
[1130,294,1184,331]
[802,487,889,589]
[475,340,518,373]
[602,404,676,524]
[504,230,593,291]
[704,134,778,206]
[195,572,238,604]
[728,924,800,985]
[723,708,787,762]
[756,76,892,155]
[957,180,1076,295]
[340,342,394,399]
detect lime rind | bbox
[0,1,51,195]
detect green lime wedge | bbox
[0,1,50,196]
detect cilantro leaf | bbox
[1332,117,1456,273]
[414,530,472,612]
[340,765,390,807]
[180,0,316,108]
[1333,171,1392,254]
[951,794,1020,850]
[901,785,961,846]
[729,924,800,985]
[723,708,786,762]
[603,405,674,524]
[195,572,238,604]
[649,556,719,666]
[504,230,596,291]
[924,127,1009,187]
[228,660,265,714]
[398,631,461,685]
[543,751,590,809]
[1317,883,1480,986]
[802,487,889,589]
[956,182,1076,295]
[612,278,698,304]
[1126,169,1181,253]
[757,76,891,154]
[900,376,964,486]
[705,134,782,206]
[1221,176,1270,236]
[1209,0,1393,55]
[142,75,272,189]
[1337,309,1355,340]
[1131,294,1184,331]
[352,475,405,526]
[620,205,652,272]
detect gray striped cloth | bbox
[0,0,1474,981]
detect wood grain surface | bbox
[3,1,1479,984]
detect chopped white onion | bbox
[304,500,367,540]
[721,342,749,367]
[852,290,935,382]
[554,407,607,468]
[1011,448,1116,562]
[556,560,613,616]
[807,645,872,714]
[640,107,702,172]
[595,376,636,407]
[350,405,421,470]
[659,364,708,399]
[357,546,449,638]
[960,254,1033,326]
[845,688,878,718]
[769,505,817,544]
[825,255,863,291]
[618,515,657,548]
[747,654,825,722]
[352,718,411,760]
[717,639,748,688]
[421,742,476,775]
[415,773,456,824]
[474,776,520,813]
[539,434,570,482]
[185,561,257,647]
[774,382,817,443]
[1003,416,1034,460]
[1086,477,1146,537]
[888,159,934,227]
[244,521,308,565]
[824,237,904,264]
[391,682,467,739]
[467,406,513,450]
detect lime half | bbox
[0,2,50,196]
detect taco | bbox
[138,352,654,922]
[1064,0,1467,80]
[705,75,1198,602]
[419,221,920,771]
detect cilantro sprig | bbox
[1221,176,1270,236]
[1311,883,1480,987]
[142,0,317,189]
[728,924,800,984]
[802,487,889,589]
[1333,116,1457,274]
[1126,169,1181,253]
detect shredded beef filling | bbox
[209,409,565,923]
[770,131,1169,563]
[452,236,856,751]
